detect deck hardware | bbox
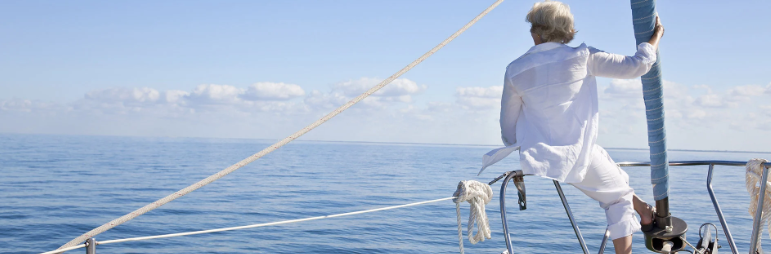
[642,201,688,252]
[85,238,95,254]
[514,175,526,210]
[695,223,720,254]
[489,171,510,185]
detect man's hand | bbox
[648,16,665,49]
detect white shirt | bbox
[479,42,656,183]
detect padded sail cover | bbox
[630,0,668,200]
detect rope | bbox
[680,236,705,254]
[43,197,453,253]
[746,158,771,253]
[57,0,504,249]
[453,180,493,253]
[40,245,86,254]
[455,202,465,254]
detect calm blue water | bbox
[1,133,770,254]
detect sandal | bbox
[640,204,656,232]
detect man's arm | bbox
[587,16,664,79]
[500,74,522,146]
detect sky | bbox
[1,0,770,152]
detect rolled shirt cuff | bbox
[607,215,641,240]
[636,42,657,65]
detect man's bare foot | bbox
[639,204,654,225]
[632,195,654,226]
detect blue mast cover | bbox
[630,0,669,200]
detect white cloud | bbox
[242,82,305,101]
[186,83,306,105]
[0,78,432,119]
[724,85,768,107]
[602,80,763,122]
[47,83,308,116]
[84,87,161,105]
[303,90,348,110]
[665,109,683,119]
[0,99,60,112]
[456,86,502,98]
[692,84,712,92]
[0,77,512,146]
[604,79,641,98]
[729,85,766,97]
[164,90,190,104]
[761,104,771,117]
[690,84,768,109]
[301,78,427,110]
[4,77,771,151]
[378,79,426,97]
[686,109,708,119]
[31,78,428,117]
[73,87,173,114]
[455,86,502,109]
[696,94,725,108]
[603,79,688,99]
[663,80,690,99]
[187,84,244,105]
[426,101,454,113]
[598,79,771,146]
[332,78,426,100]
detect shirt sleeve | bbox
[500,73,522,146]
[587,42,657,79]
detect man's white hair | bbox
[526,0,576,44]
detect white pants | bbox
[570,145,640,240]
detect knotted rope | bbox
[56,0,505,250]
[746,158,771,253]
[453,180,493,254]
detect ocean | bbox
[1,133,770,254]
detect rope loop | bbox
[453,180,493,253]
[746,158,771,253]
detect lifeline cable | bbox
[58,0,505,250]
[41,197,453,254]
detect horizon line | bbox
[2,131,770,154]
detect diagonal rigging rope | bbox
[58,0,505,250]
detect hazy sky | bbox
[1,0,770,152]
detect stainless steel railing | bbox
[499,170,590,254]
[499,160,769,254]
[615,160,770,254]
[554,180,591,254]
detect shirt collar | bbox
[524,42,565,55]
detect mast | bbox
[628,3,695,253]
[630,0,670,225]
